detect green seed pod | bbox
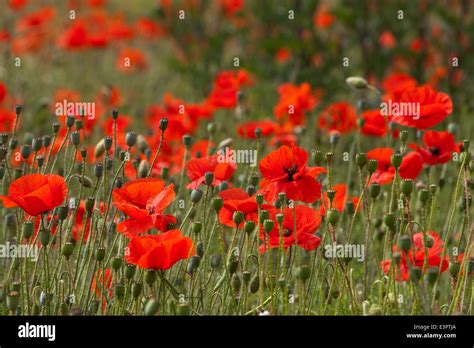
[263,219,274,233]
[132,281,143,298]
[369,183,381,199]
[22,221,34,239]
[424,235,434,248]
[177,303,191,316]
[183,134,192,148]
[206,122,216,134]
[399,130,409,142]
[212,197,223,212]
[312,149,323,166]
[227,257,239,275]
[356,153,367,168]
[115,282,125,299]
[366,159,378,174]
[39,229,51,247]
[145,270,156,285]
[111,108,119,120]
[85,197,95,214]
[138,160,149,178]
[249,275,260,294]
[384,213,396,230]
[125,264,136,279]
[0,145,7,161]
[111,256,122,271]
[249,174,259,187]
[144,298,160,315]
[231,274,241,294]
[246,185,255,196]
[125,132,137,147]
[297,265,311,282]
[449,262,461,277]
[327,208,340,225]
[391,153,402,168]
[233,211,244,226]
[196,242,204,258]
[95,246,106,262]
[159,118,169,131]
[32,137,43,152]
[327,189,336,202]
[418,189,429,205]
[57,205,69,220]
[218,181,228,191]
[275,213,284,225]
[70,131,81,147]
[426,267,438,285]
[259,210,269,223]
[255,193,264,205]
[244,220,256,234]
[325,152,334,164]
[204,255,220,272]
[192,221,202,235]
[187,256,201,275]
[190,189,203,203]
[409,266,422,282]
[62,242,74,258]
[6,291,20,311]
[20,144,32,159]
[204,172,214,186]
[401,179,413,195]
[242,271,251,283]
[398,235,411,253]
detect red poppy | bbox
[238,120,277,139]
[116,48,148,73]
[0,174,67,216]
[125,229,195,270]
[378,31,396,49]
[186,154,236,189]
[275,48,292,63]
[390,86,453,129]
[273,83,319,125]
[360,109,387,137]
[382,73,417,101]
[219,0,244,16]
[380,231,448,281]
[259,144,326,203]
[318,102,357,134]
[113,178,176,237]
[367,148,423,185]
[218,188,275,228]
[207,69,253,109]
[318,183,359,216]
[313,7,335,29]
[260,205,322,252]
[409,130,458,165]
[91,268,113,312]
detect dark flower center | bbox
[282,228,292,237]
[147,206,156,214]
[429,147,440,156]
[283,165,299,181]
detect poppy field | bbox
[0,0,473,318]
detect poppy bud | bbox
[244,221,256,234]
[57,205,69,220]
[196,242,204,258]
[418,189,429,205]
[401,179,413,196]
[207,122,216,134]
[145,270,156,285]
[231,274,241,294]
[399,130,409,143]
[263,219,274,233]
[103,136,113,151]
[449,262,461,277]
[204,172,214,186]
[227,257,239,275]
[369,183,381,199]
[32,137,43,152]
[249,275,259,293]
[254,127,262,139]
[329,132,340,145]
[9,138,18,151]
[325,152,334,164]
[391,251,401,265]
[187,256,201,275]
[426,267,438,285]
[212,197,223,212]
[256,193,264,205]
[218,181,228,191]
[111,257,122,271]
[132,281,143,298]
[246,185,255,196]
[15,104,22,115]
[346,76,368,89]
[183,134,192,148]
[275,213,284,225]
[242,271,251,283]
[83,197,94,214]
[259,210,269,223]
[409,266,422,282]
[75,119,83,130]
[95,246,106,262]
[192,221,202,235]
[391,153,402,168]
[190,189,203,203]
[0,133,7,145]
[0,146,7,161]
[157,117,168,131]
[356,153,367,168]
[78,146,87,160]
[297,265,311,282]
[125,132,137,148]
[398,235,411,253]
[312,150,323,166]
[384,213,396,230]
[327,189,336,202]
[61,243,74,258]
[20,144,32,159]
[115,282,125,299]
[39,229,51,246]
[22,221,34,239]
[429,184,437,195]
[6,291,19,311]
[94,163,103,178]
[424,235,434,248]
[177,303,191,316]
[366,159,378,174]
[327,208,340,225]
[66,115,75,128]
[52,122,60,134]
[125,264,136,279]
[138,160,149,178]
[111,109,119,120]
[210,255,222,270]
[70,131,81,147]
[233,211,244,226]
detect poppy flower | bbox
[382,73,417,101]
[238,120,277,139]
[318,102,357,134]
[390,86,453,129]
[275,48,292,64]
[259,144,326,203]
[116,48,148,73]
[113,178,176,237]
[207,69,253,109]
[186,154,236,189]
[359,109,387,137]
[273,83,319,125]
[260,205,321,252]
[380,231,448,281]
[378,31,396,49]
[409,130,458,165]
[313,7,335,29]
[367,148,423,185]
[318,183,359,216]
[91,268,113,312]
[125,229,195,270]
[218,188,275,228]
[219,0,245,16]
[0,174,67,216]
